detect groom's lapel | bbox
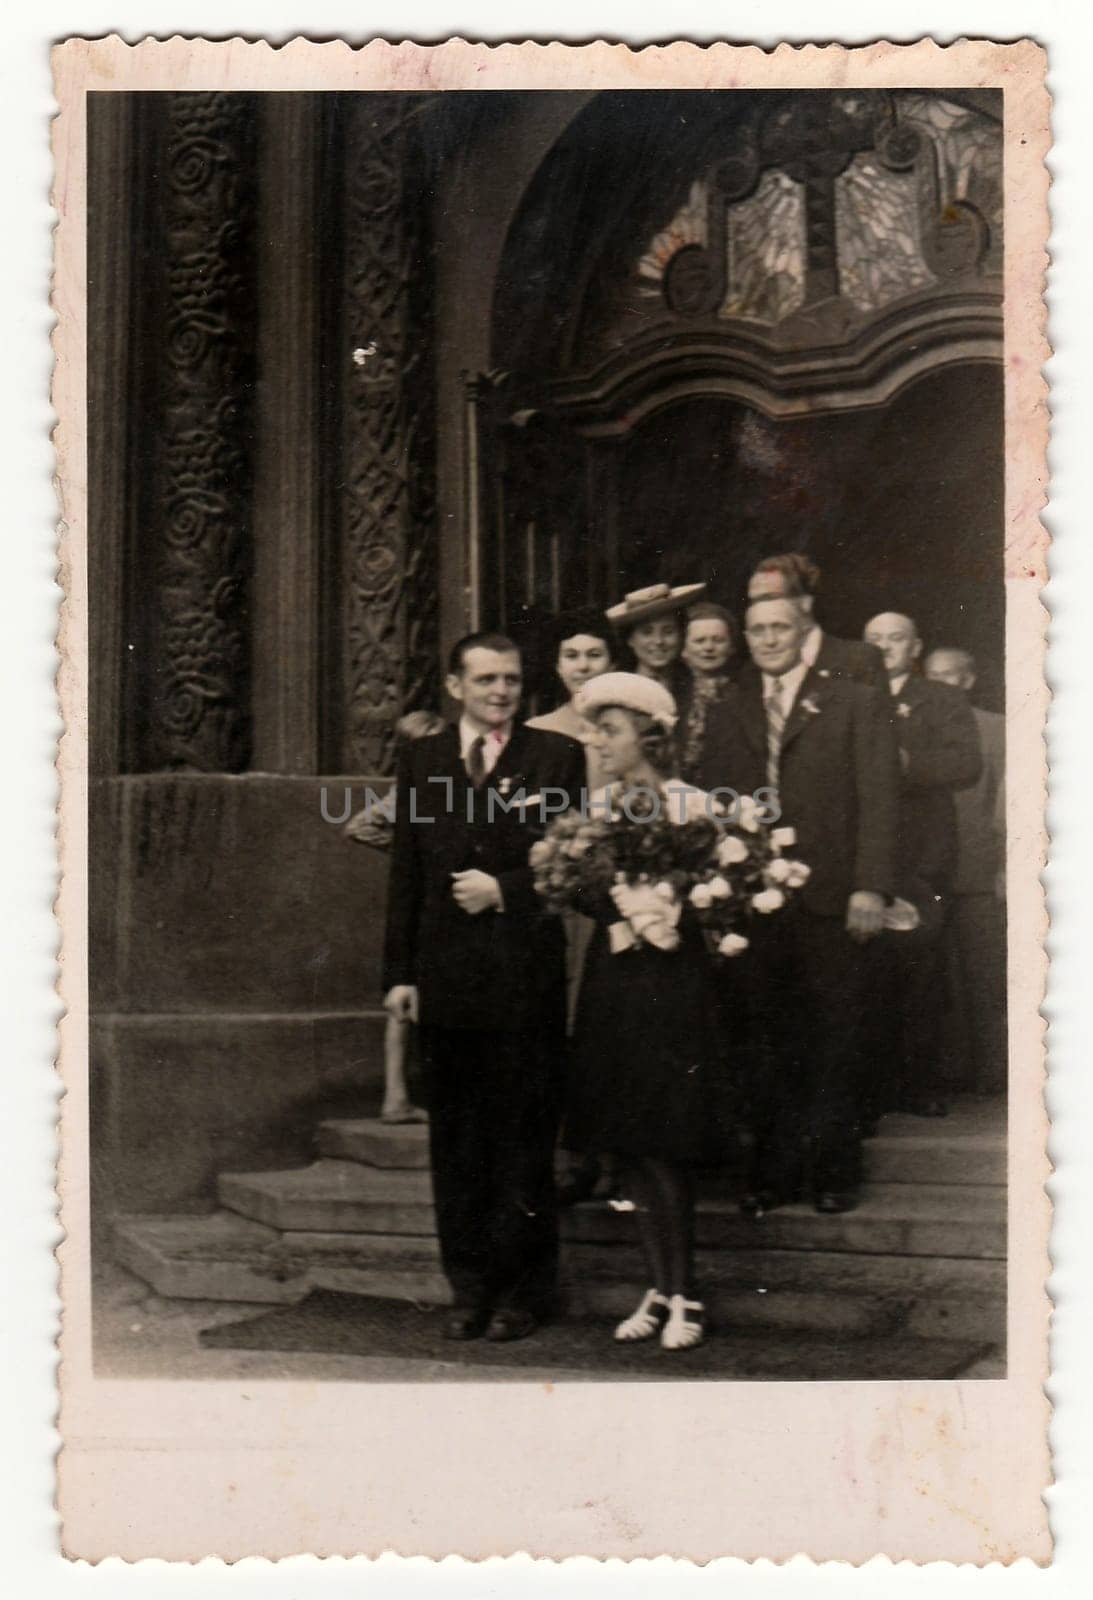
[778,668,827,758]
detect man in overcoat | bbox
[925,646,1007,1097]
[863,615,982,1117]
[696,597,900,1213]
[383,632,584,1341]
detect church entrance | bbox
[471,87,1004,706]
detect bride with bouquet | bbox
[531,671,807,1353]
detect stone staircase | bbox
[114,1099,1007,1348]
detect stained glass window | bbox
[895,92,1003,273]
[835,156,936,312]
[721,171,807,323]
[636,181,708,297]
[628,93,999,334]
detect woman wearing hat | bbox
[605,582,706,703]
[563,671,731,1353]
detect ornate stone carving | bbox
[146,94,257,771]
[338,96,438,775]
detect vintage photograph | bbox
[53,34,1051,1564]
[85,81,1010,1383]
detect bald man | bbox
[924,648,1006,1096]
[862,614,982,1118]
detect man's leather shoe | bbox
[443,1305,490,1340]
[484,1308,537,1343]
[814,1189,860,1214]
[739,1188,787,1218]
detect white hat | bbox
[605,582,707,628]
[575,671,678,730]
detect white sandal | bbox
[661,1295,706,1351]
[614,1289,669,1342]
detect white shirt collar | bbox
[889,674,909,697]
[761,658,811,708]
[459,716,512,766]
[800,624,824,668]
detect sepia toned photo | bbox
[54,36,1050,1563]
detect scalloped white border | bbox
[48,32,1051,1567]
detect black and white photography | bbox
[89,86,1007,1382]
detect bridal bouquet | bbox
[685,806,811,959]
[530,791,810,957]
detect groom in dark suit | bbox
[383,632,584,1341]
[696,597,900,1213]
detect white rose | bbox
[784,860,812,888]
[737,795,761,833]
[708,875,731,900]
[689,883,713,909]
[718,932,750,957]
[654,880,676,901]
[717,834,749,867]
[765,857,793,884]
[771,826,797,849]
[751,887,786,914]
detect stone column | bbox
[331,94,439,776]
[134,92,259,773]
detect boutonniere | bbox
[896,702,913,718]
[800,696,822,716]
[817,668,832,679]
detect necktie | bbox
[765,676,786,788]
[466,733,487,787]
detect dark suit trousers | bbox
[944,894,1008,1095]
[742,906,875,1193]
[420,1025,562,1312]
[865,896,949,1113]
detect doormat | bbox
[199,1290,992,1381]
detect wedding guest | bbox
[605,581,706,700]
[696,598,899,1214]
[862,614,982,1119]
[924,647,1007,1097]
[680,601,739,781]
[563,672,731,1351]
[345,708,445,1124]
[526,606,615,790]
[748,553,885,688]
[383,633,584,1342]
[526,608,616,1205]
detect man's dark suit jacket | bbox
[695,665,900,917]
[813,631,887,690]
[382,722,585,1031]
[886,675,982,898]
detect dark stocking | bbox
[625,1156,696,1299]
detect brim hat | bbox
[605,582,707,629]
[575,671,678,730]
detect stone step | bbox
[314,1106,1005,1186]
[113,1211,309,1304]
[218,1160,435,1233]
[111,1214,1003,1342]
[864,1129,1005,1188]
[218,1158,1004,1258]
[316,1117,430,1169]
